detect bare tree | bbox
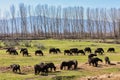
[19,3,28,38]
[10,5,18,38]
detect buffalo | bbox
[49,48,61,54]
[88,53,97,64]
[60,60,78,70]
[34,62,48,75]
[107,48,115,53]
[70,48,78,55]
[56,48,61,53]
[88,53,97,59]
[20,48,29,56]
[104,56,111,64]
[64,50,72,55]
[6,48,18,55]
[20,48,28,53]
[94,48,104,55]
[22,49,29,56]
[89,57,103,67]
[10,64,21,73]
[45,62,56,72]
[34,62,56,75]
[84,47,92,53]
[77,50,85,55]
[49,48,57,54]
[35,50,43,56]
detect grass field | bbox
[0,39,120,80]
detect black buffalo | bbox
[77,50,85,55]
[107,48,115,52]
[35,50,43,56]
[84,47,92,53]
[60,60,78,70]
[10,64,21,73]
[49,48,57,54]
[22,49,29,56]
[94,50,103,55]
[88,53,97,64]
[20,48,28,53]
[64,50,72,55]
[70,48,78,55]
[56,48,61,53]
[45,62,56,72]
[89,57,103,67]
[97,48,104,52]
[88,53,97,59]
[105,56,111,64]
[49,48,61,54]
[34,62,56,75]
[6,47,13,53]
[20,48,29,56]
[6,48,18,55]
[34,63,48,75]
[94,48,104,55]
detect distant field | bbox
[0,39,120,80]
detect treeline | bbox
[0,3,120,40]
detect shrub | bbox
[33,43,46,50]
[3,40,20,47]
[22,40,31,47]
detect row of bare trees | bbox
[0,3,120,39]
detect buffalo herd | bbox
[5,47,116,75]
[6,47,115,56]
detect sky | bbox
[0,0,120,16]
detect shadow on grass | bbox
[16,72,27,75]
[75,67,84,70]
[52,76,76,80]
[48,71,61,75]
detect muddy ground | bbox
[1,62,120,80]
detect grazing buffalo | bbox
[88,53,97,59]
[35,50,43,56]
[45,62,56,72]
[20,48,28,53]
[34,62,48,75]
[60,60,78,70]
[88,53,97,64]
[97,48,104,52]
[6,48,18,55]
[77,50,85,55]
[34,62,56,75]
[49,48,57,54]
[10,64,21,73]
[64,50,72,55]
[94,48,104,55]
[84,47,92,53]
[107,48,115,52]
[105,56,111,64]
[56,48,61,53]
[22,49,29,56]
[70,48,78,55]
[49,48,61,54]
[6,47,13,53]
[20,48,29,56]
[89,57,103,67]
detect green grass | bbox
[0,39,120,80]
